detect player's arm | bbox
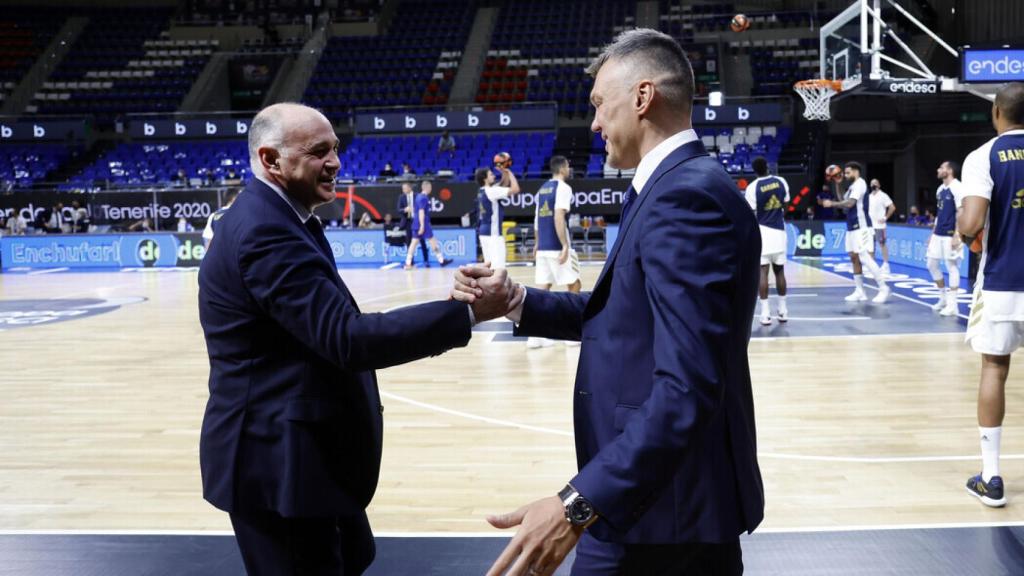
[743,183,756,211]
[958,151,991,242]
[504,169,520,195]
[885,202,895,220]
[824,196,855,209]
[554,207,570,263]
[417,207,426,234]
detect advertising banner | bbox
[961,48,1024,84]
[355,108,557,134]
[0,119,89,142]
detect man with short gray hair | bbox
[460,28,764,575]
[198,102,519,575]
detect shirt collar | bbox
[630,129,699,195]
[256,174,313,223]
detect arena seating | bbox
[303,0,476,125]
[340,131,556,182]
[66,141,249,188]
[0,8,66,103]
[0,144,71,189]
[481,0,635,117]
[733,38,820,96]
[28,8,214,125]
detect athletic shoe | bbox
[966,474,1006,507]
[881,263,891,276]
[440,259,452,267]
[871,285,891,304]
[777,309,788,323]
[940,302,959,316]
[403,263,415,270]
[845,290,868,302]
[527,337,554,349]
[931,296,946,311]
[759,314,772,326]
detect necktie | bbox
[620,185,638,224]
[305,216,334,261]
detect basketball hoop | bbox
[794,79,843,121]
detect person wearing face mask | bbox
[868,178,895,276]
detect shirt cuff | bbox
[467,304,476,326]
[506,286,526,324]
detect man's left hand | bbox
[485,496,582,576]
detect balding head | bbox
[994,82,1024,133]
[248,103,329,176]
[249,102,340,209]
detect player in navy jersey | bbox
[472,164,520,269]
[744,157,790,325]
[822,162,891,303]
[404,180,451,269]
[528,156,581,349]
[959,82,1024,508]
[927,161,966,316]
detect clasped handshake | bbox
[450,263,526,323]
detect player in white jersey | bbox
[202,190,238,247]
[822,162,890,303]
[527,156,581,349]
[958,82,1024,508]
[473,166,520,269]
[868,179,895,275]
[927,161,966,317]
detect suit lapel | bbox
[592,140,708,290]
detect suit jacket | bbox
[515,140,764,543]
[199,178,471,518]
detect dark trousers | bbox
[571,532,743,576]
[229,509,375,576]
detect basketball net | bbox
[794,79,842,121]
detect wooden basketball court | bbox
[1,260,1021,539]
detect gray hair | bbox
[247,102,312,176]
[586,28,695,111]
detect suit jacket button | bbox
[379,404,384,414]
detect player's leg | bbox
[845,250,867,302]
[772,260,788,322]
[856,231,889,303]
[940,255,962,316]
[568,279,582,294]
[877,229,890,274]
[404,237,421,269]
[758,264,772,325]
[420,239,431,265]
[926,235,948,310]
[967,353,1011,507]
[428,237,449,265]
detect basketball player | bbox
[744,157,789,325]
[404,180,451,269]
[527,155,581,349]
[927,161,965,316]
[959,82,1024,507]
[474,164,520,269]
[868,179,895,275]
[822,162,890,303]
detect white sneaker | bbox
[759,314,772,326]
[940,302,959,316]
[777,309,788,323]
[872,285,891,304]
[931,297,946,311]
[845,290,868,302]
[881,263,891,276]
[526,337,544,349]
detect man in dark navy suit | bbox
[456,29,763,575]
[198,103,518,575]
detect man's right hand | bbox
[451,264,522,323]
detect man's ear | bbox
[259,147,280,175]
[635,80,655,117]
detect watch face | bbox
[569,499,594,524]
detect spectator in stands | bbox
[202,168,216,187]
[129,218,154,233]
[805,206,816,220]
[400,162,416,179]
[4,210,27,236]
[222,168,242,186]
[437,130,456,157]
[924,208,935,225]
[357,212,379,229]
[70,200,89,233]
[379,162,397,178]
[174,168,189,187]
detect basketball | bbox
[493,151,512,169]
[825,164,843,182]
[730,13,750,32]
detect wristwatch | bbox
[558,484,597,527]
